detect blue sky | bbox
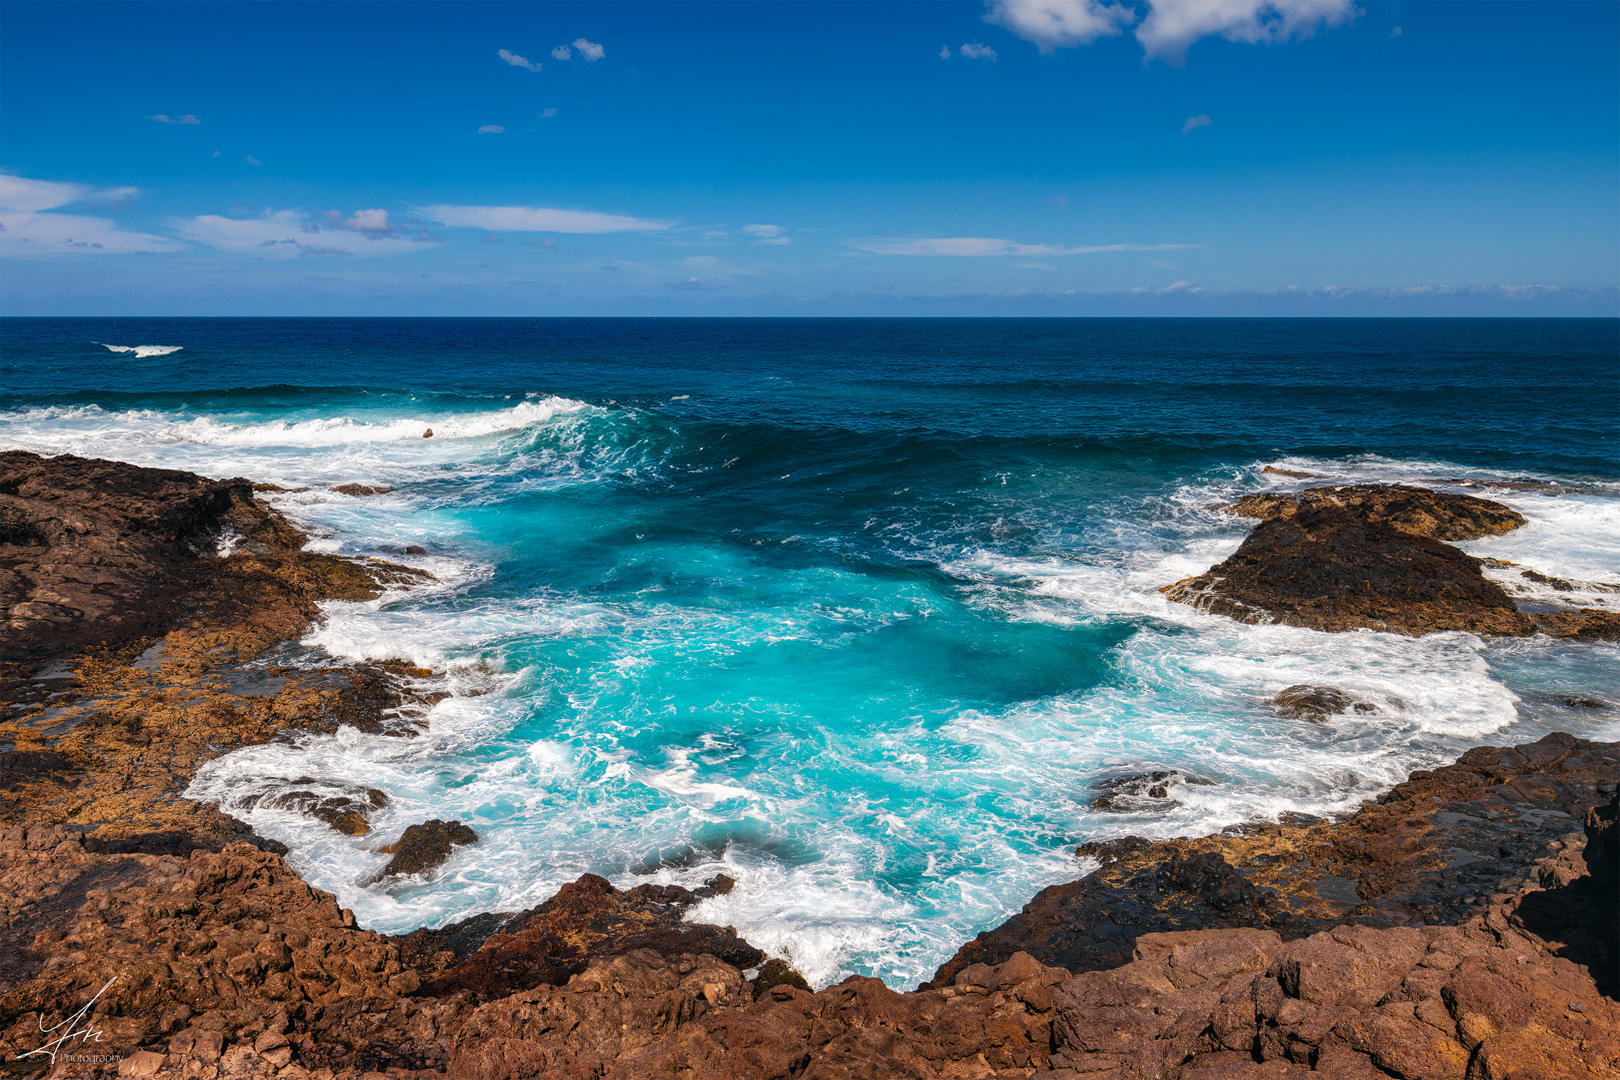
[2,0,1616,315]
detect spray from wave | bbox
[95,343,185,358]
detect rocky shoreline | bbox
[2,451,1616,1078]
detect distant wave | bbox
[96,343,184,358]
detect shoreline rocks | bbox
[2,453,1617,1077]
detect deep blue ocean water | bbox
[3,317,1617,987]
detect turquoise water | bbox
[3,317,1617,987]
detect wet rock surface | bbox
[1271,685,1382,722]
[1090,770,1217,812]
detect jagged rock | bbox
[1272,684,1380,722]
[1532,608,1620,641]
[330,483,395,496]
[1164,505,1537,636]
[408,873,766,1001]
[371,818,479,881]
[751,957,813,1000]
[1219,483,1526,541]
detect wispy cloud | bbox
[478,124,505,134]
[415,204,670,233]
[985,0,1134,54]
[1182,113,1211,134]
[147,113,201,125]
[743,223,791,245]
[849,236,1197,257]
[177,208,435,258]
[541,107,557,119]
[959,42,999,60]
[551,44,572,60]
[0,174,181,256]
[939,44,953,59]
[244,155,262,166]
[986,0,1356,63]
[498,48,541,72]
[573,37,605,61]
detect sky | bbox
[1,0,1616,316]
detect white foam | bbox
[95,342,183,358]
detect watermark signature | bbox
[16,977,118,1065]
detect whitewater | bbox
[2,317,1615,990]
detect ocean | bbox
[2,316,1616,989]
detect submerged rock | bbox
[248,778,389,836]
[1219,482,1526,541]
[1090,769,1216,811]
[1272,684,1382,721]
[1164,504,1537,636]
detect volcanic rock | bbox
[1164,504,1537,636]
[1219,483,1526,541]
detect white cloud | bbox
[177,209,433,258]
[415,204,670,233]
[498,48,541,71]
[244,155,262,166]
[0,175,85,213]
[1183,113,1212,133]
[0,174,180,256]
[1389,25,1401,37]
[960,42,998,59]
[850,236,1196,256]
[147,113,202,125]
[478,124,505,134]
[210,150,221,158]
[743,223,791,245]
[985,0,1134,53]
[573,37,605,61]
[986,0,1356,63]
[541,107,557,119]
[1135,0,1357,64]
[940,44,953,58]
[551,44,572,60]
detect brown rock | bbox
[1163,505,1537,636]
[371,819,479,881]
[1219,484,1526,541]
[1531,608,1620,640]
[331,483,395,497]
